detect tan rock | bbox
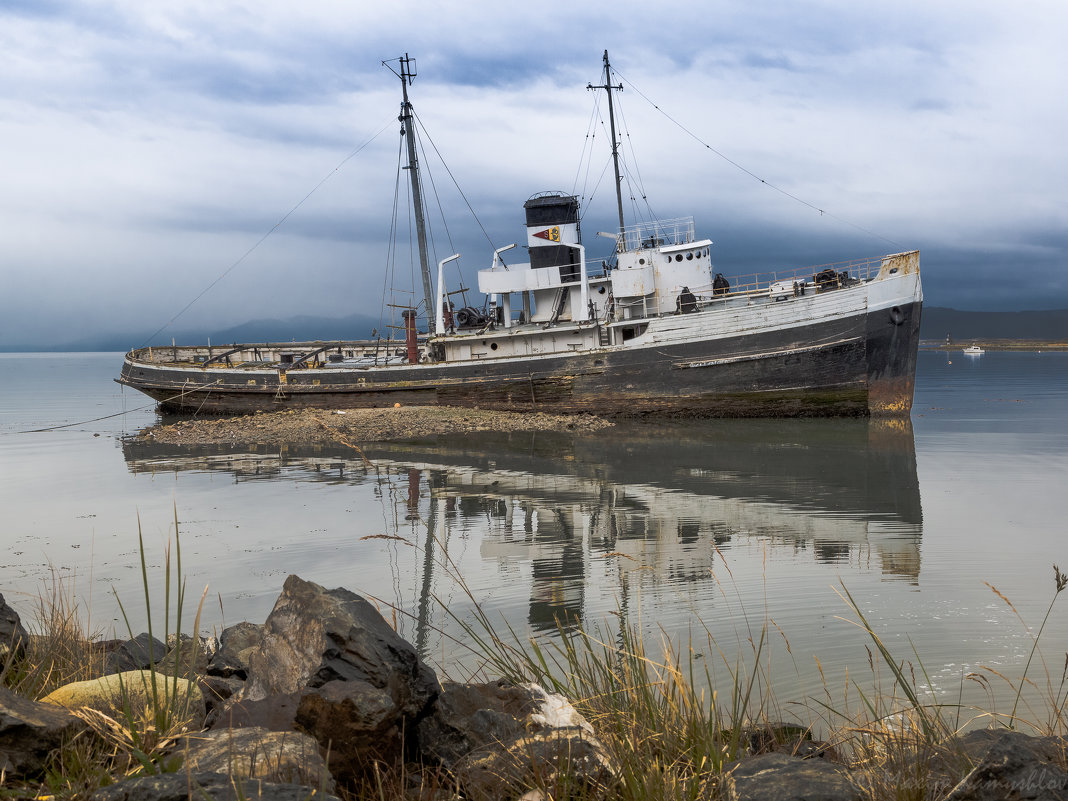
[178,726,335,792]
[40,670,205,724]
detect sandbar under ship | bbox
[119,53,922,417]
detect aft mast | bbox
[385,54,436,328]
[588,50,625,234]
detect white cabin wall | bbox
[651,245,714,315]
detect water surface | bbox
[1,350,1066,713]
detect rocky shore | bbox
[132,406,613,448]
[3,586,1067,800]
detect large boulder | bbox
[417,680,616,800]
[944,729,1068,801]
[0,592,29,662]
[41,670,206,725]
[231,575,439,778]
[0,685,86,778]
[725,752,863,801]
[180,726,335,793]
[240,575,438,715]
[91,771,341,801]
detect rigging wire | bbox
[414,124,467,306]
[612,92,659,224]
[613,69,903,249]
[413,110,498,253]
[572,92,603,202]
[140,117,396,348]
[380,133,410,335]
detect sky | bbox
[2,0,1065,348]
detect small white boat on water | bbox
[963,345,984,355]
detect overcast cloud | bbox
[2,0,1065,348]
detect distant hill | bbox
[9,306,1068,352]
[920,307,1068,341]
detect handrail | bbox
[288,342,344,369]
[201,345,248,367]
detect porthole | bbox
[490,342,499,350]
[686,252,693,260]
[598,285,607,294]
[639,258,645,265]
[675,254,683,262]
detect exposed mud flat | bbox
[133,405,613,447]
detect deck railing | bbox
[609,254,887,322]
[618,217,697,252]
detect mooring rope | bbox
[10,378,223,435]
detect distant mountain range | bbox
[5,307,1068,352]
[919,307,1068,341]
[26,313,383,353]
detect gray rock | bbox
[157,637,210,679]
[294,679,402,778]
[0,592,29,662]
[104,632,167,674]
[240,575,438,721]
[180,726,335,793]
[91,771,341,801]
[417,680,616,801]
[744,721,835,758]
[0,684,86,778]
[726,752,862,801]
[207,622,263,679]
[208,692,302,733]
[944,729,1068,801]
[418,679,569,765]
[199,674,245,721]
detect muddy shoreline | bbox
[132,406,613,448]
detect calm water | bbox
[1,350,1066,713]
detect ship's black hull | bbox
[119,299,921,417]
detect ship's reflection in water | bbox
[123,418,922,660]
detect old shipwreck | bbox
[119,52,923,417]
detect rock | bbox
[744,720,837,760]
[199,674,245,721]
[294,679,402,777]
[207,622,263,679]
[0,685,86,778]
[104,632,167,674]
[944,729,1068,801]
[41,670,206,725]
[240,575,438,719]
[157,638,210,679]
[91,771,342,800]
[725,752,862,801]
[180,727,335,793]
[208,692,302,733]
[0,592,29,662]
[222,576,438,783]
[417,680,616,800]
